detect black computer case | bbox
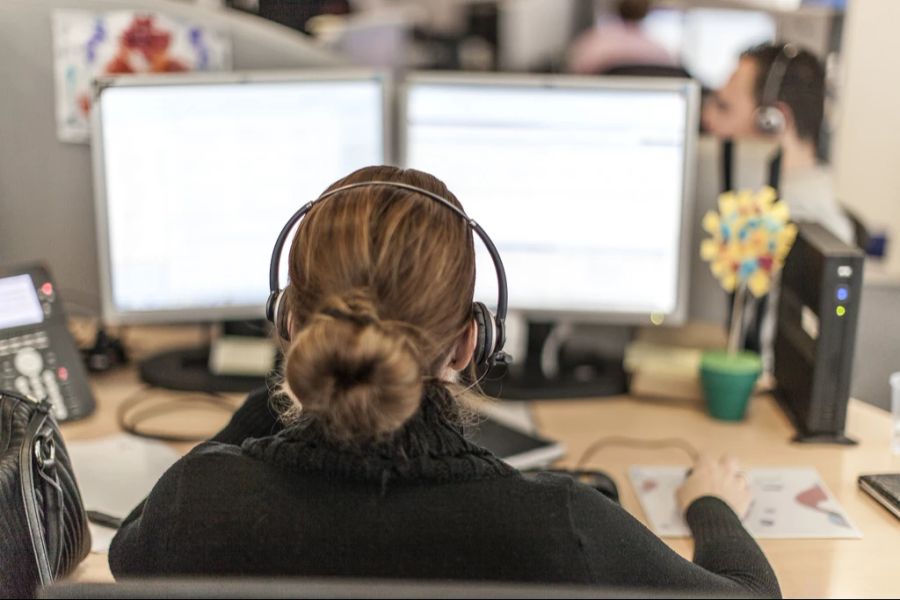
[774,222,864,444]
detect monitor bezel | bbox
[398,71,700,326]
[91,69,392,326]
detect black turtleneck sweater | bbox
[108,385,780,597]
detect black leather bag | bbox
[0,390,91,598]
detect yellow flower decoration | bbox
[700,186,798,297]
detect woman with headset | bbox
[109,166,780,597]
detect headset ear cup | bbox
[278,299,291,341]
[755,105,786,136]
[266,290,279,324]
[472,303,487,367]
[472,302,495,368]
[268,290,291,341]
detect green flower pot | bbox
[700,350,762,421]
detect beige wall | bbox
[834,0,900,274]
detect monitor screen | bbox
[0,274,43,330]
[401,75,698,322]
[92,72,386,324]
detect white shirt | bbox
[779,165,855,245]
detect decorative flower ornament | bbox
[700,187,798,297]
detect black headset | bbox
[265,180,511,370]
[754,43,800,136]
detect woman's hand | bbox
[676,454,752,518]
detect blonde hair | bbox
[279,166,476,444]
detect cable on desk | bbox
[575,436,700,471]
[116,386,237,443]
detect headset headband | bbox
[267,180,508,342]
[760,43,799,110]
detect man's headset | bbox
[265,180,511,370]
[754,43,800,136]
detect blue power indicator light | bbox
[836,286,849,302]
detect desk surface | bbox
[63,367,900,598]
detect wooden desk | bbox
[63,367,900,598]
[533,395,900,598]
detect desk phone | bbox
[0,264,95,421]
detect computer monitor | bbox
[400,73,699,325]
[92,70,388,325]
[642,8,776,89]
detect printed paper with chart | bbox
[629,466,861,539]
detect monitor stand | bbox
[137,320,273,393]
[477,322,629,400]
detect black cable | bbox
[575,436,700,471]
[116,386,237,443]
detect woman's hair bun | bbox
[281,292,424,443]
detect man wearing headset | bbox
[702,42,853,244]
[702,43,854,370]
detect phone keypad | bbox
[0,331,67,420]
[0,332,49,356]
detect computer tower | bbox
[774,222,864,444]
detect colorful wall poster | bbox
[52,10,232,143]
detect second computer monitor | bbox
[401,73,699,324]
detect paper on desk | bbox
[629,466,861,539]
[67,434,181,552]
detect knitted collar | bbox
[241,383,516,484]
